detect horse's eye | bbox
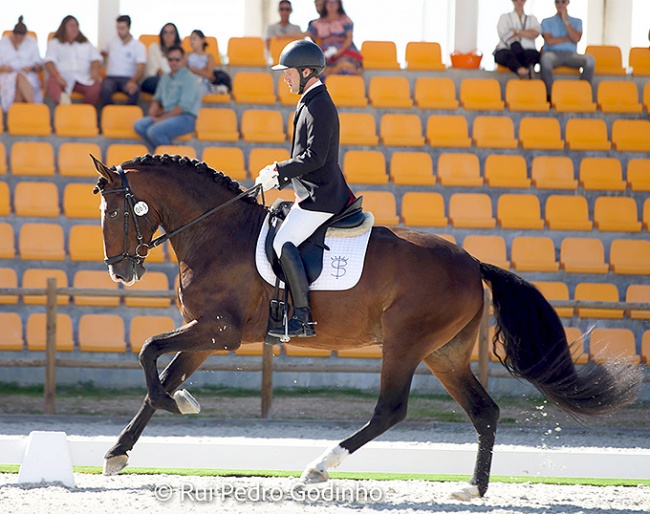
[109,210,119,219]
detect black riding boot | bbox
[269,242,316,338]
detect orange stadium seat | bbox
[626,285,650,320]
[14,182,60,217]
[644,199,650,230]
[283,344,332,357]
[73,270,120,307]
[154,145,197,159]
[337,345,383,359]
[518,117,564,150]
[642,331,650,364]
[130,315,177,353]
[232,72,276,104]
[627,159,650,192]
[26,313,74,352]
[368,76,413,108]
[437,153,483,187]
[7,103,51,136]
[597,81,642,113]
[68,224,104,262]
[579,157,625,191]
[426,115,471,147]
[575,282,623,318]
[182,35,221,65]
[405,41,446,71]
[360,41,400,69]
[269,34,302,66]
[401,192,447,227]
[483,154,530,188]
[565,327,589,364]
[505,79,549,111]
[10,142,55,176]
[124,271,171,308]
[551,80,596,112]
[511,236,559,272]
[138,34,158,49]
[247,147,291,179]
[593,196,641,232]
[414,77,458,110]
[100,105,143,138]
[21,268,69,306]
[0,268,18,304]
[339,113,379,146]
[472,116,517,148]
[240,109,285,143]
[585,45,626,75]
[54,104,99,137]
[531,281,572,318]
[0,223,16,258]
[611,119,650,152]
[389,152,435,185]
[105,143,148,166]
[195,108,239,141]
[259,188,295,206]
[545,195,593,231]
[589,328,640,365]
[459,78,504,110]
[234,342,280,356]
[644,82,650,112]
[497,194,544,229]
[0,182,9,215]
[609,239,650,275]
[379,114,424,146]
[324,75,367,107]
[565,119,611,151]
[531,156,577,190]
[58,142,102,177]
[629,47,650,76]
[0,313,23,351]
[202,146,247,180]
[462,235,509,269]
[227,36,267,66]
[79,314,126,352]
[343,150,388,184]
[19,223,65,261]
[448,193,496,228]
[0,142,7,174]
[356,191,399,225]
[560,237,609,274]
[63,183,99,219]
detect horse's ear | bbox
[90,154,115,183]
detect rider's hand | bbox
[256,164,279,192]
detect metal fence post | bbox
[44,278,58,415]
[261,343,274,419]
[477,288,490,389]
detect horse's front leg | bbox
[104,349,212,475]
[139,318,240,414]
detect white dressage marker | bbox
[17,431,75,487]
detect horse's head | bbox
[91,155,159,286]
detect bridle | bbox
[99,165,263,268]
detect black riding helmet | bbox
[272,40,325,94]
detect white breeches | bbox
[273,202,333,257]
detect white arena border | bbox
[1,435,650,480]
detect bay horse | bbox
[91,154,642,499]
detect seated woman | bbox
[493,0,541,78]
[307,0,362,78]
[141,22,181,95]
[0,16,44,111]
[186,29,230,96]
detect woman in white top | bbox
[44,15,102,105]
[141,23,181,95]
[187,30,216,97]
[494,0,541,78]
[0,16,43,111]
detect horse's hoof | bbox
[103,454,129,476]
[173,389,201,415]
[450,485,480,501]
[300,467,329,484]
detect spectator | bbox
[186,29,231,96]
[134,45,201,151]
[100,15,146,106]
[307,0,326,39]
[0,16,44,111]
[44,15,102,105]
[540,0,594,98]
[265,1,303,51]
[494,0,541,78]
[141,22,181,95]
[307,0,362,78]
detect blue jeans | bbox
[540,51,596,96]
[134,114,196,151]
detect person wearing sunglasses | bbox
[540,0,594,99]
[265,0,303,52]
[134,45,201,151]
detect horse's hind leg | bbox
[103,350,212,475]
[301,349,420,483]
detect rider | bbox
[256,39,355,338]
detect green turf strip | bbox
[1,465,648,487]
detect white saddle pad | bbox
[255,212,374,291]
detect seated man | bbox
[134,45,201,151]
[100,15,146,105]
[540,0,594,99]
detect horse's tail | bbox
[479,262,643,416]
